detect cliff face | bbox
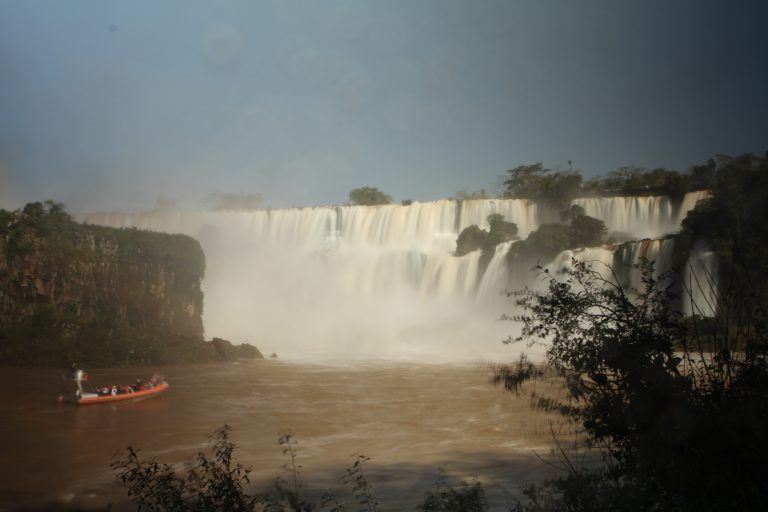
[0,201,205,366]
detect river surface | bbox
[0,359,575,511]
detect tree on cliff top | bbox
[349,187,392,206]
[503,163,582,211]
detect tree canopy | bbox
[348,187,392,206]
[503,164,582,211]
[506,212,606,265]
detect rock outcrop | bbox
[0,201,207,366]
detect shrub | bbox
[348,187,392,206]
[503,259,768,511]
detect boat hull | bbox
[58,381,169,405]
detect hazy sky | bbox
[2,0,767,212]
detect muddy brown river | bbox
[0,359,575,511]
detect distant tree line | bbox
[501,160,714,214]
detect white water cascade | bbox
[572,190,711,239]
[613,238,678,294]
[682,241,719,318]
[78,192,713,359]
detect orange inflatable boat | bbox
[58,370,169,405]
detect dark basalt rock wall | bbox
[0,201,207,366]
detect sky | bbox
[1,0,767,212]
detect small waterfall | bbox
[572,190,710,238]
[682,241,719,317]
[613,238,677,294]
[476,242,516,301]
[541,247,615,283]
[419,250,482,297]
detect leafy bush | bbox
[419,472,488,512]
[348,187,392,206]
[582,166,695,197]
[113,425,259,512]
[505,206,606,271]
[503,164,582,212]
[114,427,388,512]
[503,258,768,511]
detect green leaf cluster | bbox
[503,164,582,212]
[508,258,768,511]
[582,166,701,198]
[348,187,392,206]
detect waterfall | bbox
[458,199,538,239]
[476,241,516,301]
[338,200,458,251]
[572,190,710,238]
[536,247,616,292]
[682,241,719,317]
[613,238,677,294]
[77,192,716,358]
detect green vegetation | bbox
[494,159,715,222]
[582,165,701,198]
[506,210,606,265]
[503,164,582,212]
[498,257,768,511]
[500,152,768,510]
[113,425,260,512]
[348,187,392,206]
[454,189,492,200]
[680,152,768,318]
[114,426,496,512]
